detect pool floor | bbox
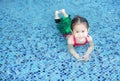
[0,0,120,81]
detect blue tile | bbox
[0,0,120,81]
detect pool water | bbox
[0,0,120,81]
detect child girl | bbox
[54,9,94,61]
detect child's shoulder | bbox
[87,35,93,42]
[67,35,74,45]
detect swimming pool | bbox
[0,0,120,81]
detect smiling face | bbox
[71,16,89,39]
[72,23,88,39]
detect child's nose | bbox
[79,34,83,37]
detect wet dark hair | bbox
[71,15,89,31]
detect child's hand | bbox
[83,54,89,61]
[77,56,84,61]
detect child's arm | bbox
[68,44,82,60]
[83,36,94,60]
[67,36,82,60]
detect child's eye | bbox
[76,31,79,33]
[82,30,85,33]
